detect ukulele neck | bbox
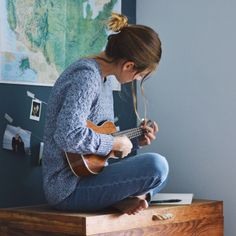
[112,127,144,140]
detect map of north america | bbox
[0,0,120,85]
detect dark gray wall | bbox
[137,1,236,235]
[0,0,136,208]
[0,84,50,207]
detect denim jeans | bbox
[54,152,169,212]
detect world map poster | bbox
[0,0,121,86]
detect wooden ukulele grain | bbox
[66,121,117,176]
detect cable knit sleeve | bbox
[53,69,114,156]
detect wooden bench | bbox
[0,199,223,236]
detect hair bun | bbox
[107,12,128,32]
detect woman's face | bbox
[116,61,152,84]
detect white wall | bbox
[137,1,236,235]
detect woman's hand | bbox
[139,120,158,147]
[112,136,133,158]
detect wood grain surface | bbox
[0,200,223,236]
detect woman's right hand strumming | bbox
[112,136,133,158]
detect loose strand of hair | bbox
[140,77,149,120]
[131,81,142,122]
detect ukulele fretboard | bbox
[112,127,144,139]
[112,120,153,140]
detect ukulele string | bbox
[112,128,144,140]
[112,127,141,137]
[126,130,143,139]
[112,120,153,139]
[112,119,154,139]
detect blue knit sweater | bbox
[42,58,115,205]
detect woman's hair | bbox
[106,13,162,73]
[105,13,162,121]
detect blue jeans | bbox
[55,152,169,212]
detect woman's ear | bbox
[122,61,135,72]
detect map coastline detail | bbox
[0,0,120,86]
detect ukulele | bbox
[65,120,153,177]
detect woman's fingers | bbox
[146,132,156,141]
[153,121,158,133]
[141,121,158,135]
[139,120,159,146]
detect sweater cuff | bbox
[97,134,114,156]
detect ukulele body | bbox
[65,120,117,177]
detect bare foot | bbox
[112,197,148,215]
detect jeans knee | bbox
[145,153,169,183]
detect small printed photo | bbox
[30,99,41,121]
[2,125,31,155]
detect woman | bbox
[43,13,169,215]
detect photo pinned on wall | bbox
[30,99,41,121]
[2,125,31,156]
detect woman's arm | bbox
[53,70,114,156]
